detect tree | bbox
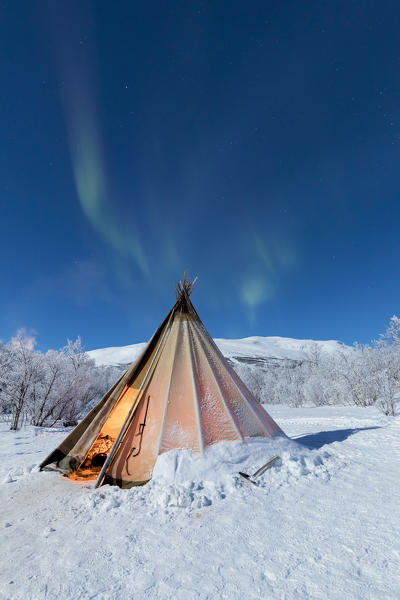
[380,315,400,348]
[0,330,38,430]
[28,338,97,427]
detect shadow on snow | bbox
[295,426,381,450]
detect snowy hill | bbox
[88,342,147,367]
[87,336,347,367]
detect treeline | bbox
[234,316,400,417]
[1,317,399,430]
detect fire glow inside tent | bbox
[41,276,285,488]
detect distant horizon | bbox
[87,332,349,352]
[2,286,395,353]
[6,309,388,355]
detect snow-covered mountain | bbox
[87,336,347,367]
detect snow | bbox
[1,406,399,599]
[87,341,147,367]
[88,336,347,366]
[215,336,345,361]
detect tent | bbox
[41,276,285,488]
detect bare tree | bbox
[28,338,97,427]
[0,330,38,430]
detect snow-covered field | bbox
[1,406,399,600]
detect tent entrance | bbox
[69,386,140,481]
[69,434,114,480]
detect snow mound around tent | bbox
[89,437,345,513]
[152,437,290,485]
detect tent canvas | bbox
[41,276,285,488]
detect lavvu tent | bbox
[40,276,285,488]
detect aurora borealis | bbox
[1,1,400,350]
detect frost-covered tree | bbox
[379,315,400,348]
[0,332,99,429]
[0,330,39,430]
[0,341,13,419]
[28,338,97,427]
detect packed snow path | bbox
[1,406,399,600]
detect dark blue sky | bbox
[1,1,400,351]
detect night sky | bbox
[1,1,400,351]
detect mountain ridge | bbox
[87,336,347,367]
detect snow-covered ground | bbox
[1,406,399,600]
[88,336,346,367]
